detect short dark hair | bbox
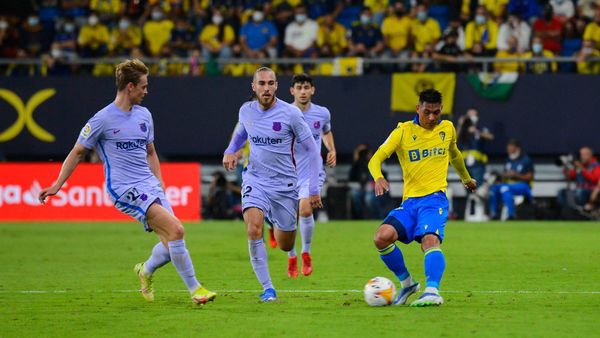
[291,73,313,87]
[419,89,442,104]
[507,138,520,147]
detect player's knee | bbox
[279,241,294,252]
[170,222,185,240]
[299,207,313,218]
[373,228,395,250]
[246,222,263,239]
[421,234,440,251]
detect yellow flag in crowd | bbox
[391,73,456,114]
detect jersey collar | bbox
[413,115,442,127]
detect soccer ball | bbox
[363,277,396,306]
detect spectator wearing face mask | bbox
[284,5,319,58]
[522,36,557,73]
[53,18,79,60]
[239,7,279,58]
[20,14,48,57]
[200,10,235,60]
[381,2,412,59]
[316,12,348,57]
[142,6,174,56]
[410,4,441,53]
[497,12,531,52]
[348,7,384,57]
[494,36,523,72]
[109,17,142,56]
[77,12,110,57]
[465,6,499,55]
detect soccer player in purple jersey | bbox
[38,59,216,305]
[222,67,323,302]
[286,73,337,278]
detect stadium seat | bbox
[428,5,449,31]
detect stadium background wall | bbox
[0,74,597,159]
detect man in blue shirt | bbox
[240,8,279,58]
[489,139,534,220]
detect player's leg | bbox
[410,192,447,307]
[298,198,315,276]
[244,207,277,302]
[489,183,502,219]
[133,240,170,301]
[374,203,420,305]
[500,184,516,219]
[146,202,216,304]
[267,222,278,249]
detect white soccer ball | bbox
[363,276,396,306]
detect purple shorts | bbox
[241,174,298,232]
[111,184,174,232]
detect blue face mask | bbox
[64,22,75,33]
[532,43,543,54]
[417,12,427,22]
[475,15,486,25]
[28,17,39,26]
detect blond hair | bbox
[115,59,149,91]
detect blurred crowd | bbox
[1,0,600,76]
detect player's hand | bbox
[374,178,390,197]
[463,179,477,193]
[222,153,238,171]
[326,151,336,167]
[309,194,323,209]
[38,185,60,204]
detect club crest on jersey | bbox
[439,131,446,141]
[139,122,147,132]
[313,121,320,129]
[272,122,282,131]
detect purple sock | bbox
[144,242,171,275]
[248,239,273,290]
[168,239,200,293]
[299,215,315,254]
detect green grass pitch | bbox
[1,220,599,337]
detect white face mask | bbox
[88,16,99,26]
[509,151,521,160]
[360,15,371,25]
[64,22,75,33]
[51,48,62,58]
[28,17,40,26]
[119,20,130,30]
[252,11,264,22]
[212,15,223,25]
[151,11,163,20]
[0,20,8,30]
[469,115,479,124]
[295,14,307,23]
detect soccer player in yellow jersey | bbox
[368,89,477,307]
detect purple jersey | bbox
[234,98,313,185]
[295,102,331,180]
[77,102,159,199]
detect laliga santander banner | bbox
[0,163,201,221]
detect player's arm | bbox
[368,125,403,196]
[38,142,89,204]
[147,142,165,189]
[449,142,477,191]
[322,130,336,167]
[223,122,248,171]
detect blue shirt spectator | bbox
[240,9,278,58]
[508,0,541,22]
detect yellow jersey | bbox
[369,117,471,200]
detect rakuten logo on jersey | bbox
[0,181,193,207]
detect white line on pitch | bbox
[1,289,600,295]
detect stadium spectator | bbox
[121,0,146,21]
[410,4,442,53]
[20,14,49,58]
[206,171,242,219]
[577,0,600,20]
[109,17,142,56]
[557,146,600,212]
[239,8,279,58]
[549,0,575,22]
[52,18,79,60]
[464,41,487,72]
[439,18,465,51]
[381,2,412,59]
[78,13,110,57]
[349,143,372,219]
[89,0,121,23]
[583,8,600,47]
[507,0,540,22]
[142,7,174,56]
[456,108,494,188]
[497,12,531,52]
[170,16,196,57]
[523,36,557,73]
[284,5,319,58]
[481,0,509,21]
[44,42,74,76]
[316,12,348,57]
[532,4,563,54]
[364,0,389,26]
[348,8,384,57]
[433,30,465,73]
[465,6,499,55]
[409,43,435,73]
[575,40,600,73]
[584,180,600,214]
[494,36,523,72]
[199,10,235,60]
[489,139,534,221]
[562,14,588,40]
[0,17,19,58]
